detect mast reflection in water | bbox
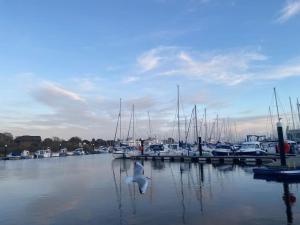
[0,155,300,225]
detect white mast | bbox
[132,104,135,145]
[289,96,295,130]
[269,106,274,139]
[119,98,122,141]
[297,98,300,128]
[216,114,219,142]
[204,108,207,143]
[177,85,181,144]
[148,111,152,139]
[195,105,198,143]
[274,87,280,121]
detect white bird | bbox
[126,162,150,194]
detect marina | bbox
[1,1,300,224]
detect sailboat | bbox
[112,100,139,158]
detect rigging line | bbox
[126,110,133,141]
[169,164,181,201]
[180,169,187,224]
[111,161,123,225]
[113,113,120,143]
[209,121,216,142]
[188,168,201,204]
[185,108,195,144]
[125,167,136,215]
[278,94,290,124]
[171,112,178,140]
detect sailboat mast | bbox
[132,104,135,145]
[177,85,181,144]
[184,116,187,143]
[289,97,295,130]
[204,108,207,143]
[274,88,280,121]
[269,106,274,139]
[234,121,238,143]
[148,111,152,138]
[195,105,199,143]
[216,114,219,141]
[297,98,300,128]
[119,98,122,141]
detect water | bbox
[0,155,300,225]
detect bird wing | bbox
[125,176,134,184]
[134,162,144,177]
[135,176,149,194]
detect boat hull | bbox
[212,150,232,156]
[112,152,128,159]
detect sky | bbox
[0,0,300,140]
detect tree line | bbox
[0,132,114,155]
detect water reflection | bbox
[253,175,299,225]
[1,156,300,225]
[283,182,294,224]
[151,160,165,170]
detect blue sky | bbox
[0,0,300,140]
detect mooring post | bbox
[4,144,7,159]
[277,121,286,167]
[198,137,202,156]
[140,139,144,155]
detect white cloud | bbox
[137,46,177,72]
[135,46,300,85]
[137,46,267,85]
[38,81,85,102]
[266,62,300,80]
[277,0,300,23]
[122,76,140,84]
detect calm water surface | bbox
[0,154,300,225]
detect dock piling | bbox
[198,137,202,156]
[277,121,287,167]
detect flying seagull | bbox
[126,162,150,194]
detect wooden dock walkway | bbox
[128,154,297,165]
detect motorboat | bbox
[146,144,170,156]
[212,143,233,156]
[235,141,267,156]
[20,150,32,159]
[51,152,60,157]
[6,152,21,160]
[112,146,136,159]
[73,148,85,156]
[66,151,74,156]
[94,147,109,154]
[34,148,52,158]
[59,148,68,157]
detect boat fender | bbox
[283,193,296,205]
[276,142,290,153]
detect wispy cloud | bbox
[137,46,178,72]
[263,60,300,80]
[122,76,140,84]
[36,81,86,103]
[137,46,267,85]
[186,91,230,109]
[277,0,300,23]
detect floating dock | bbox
[128,154,296,165]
